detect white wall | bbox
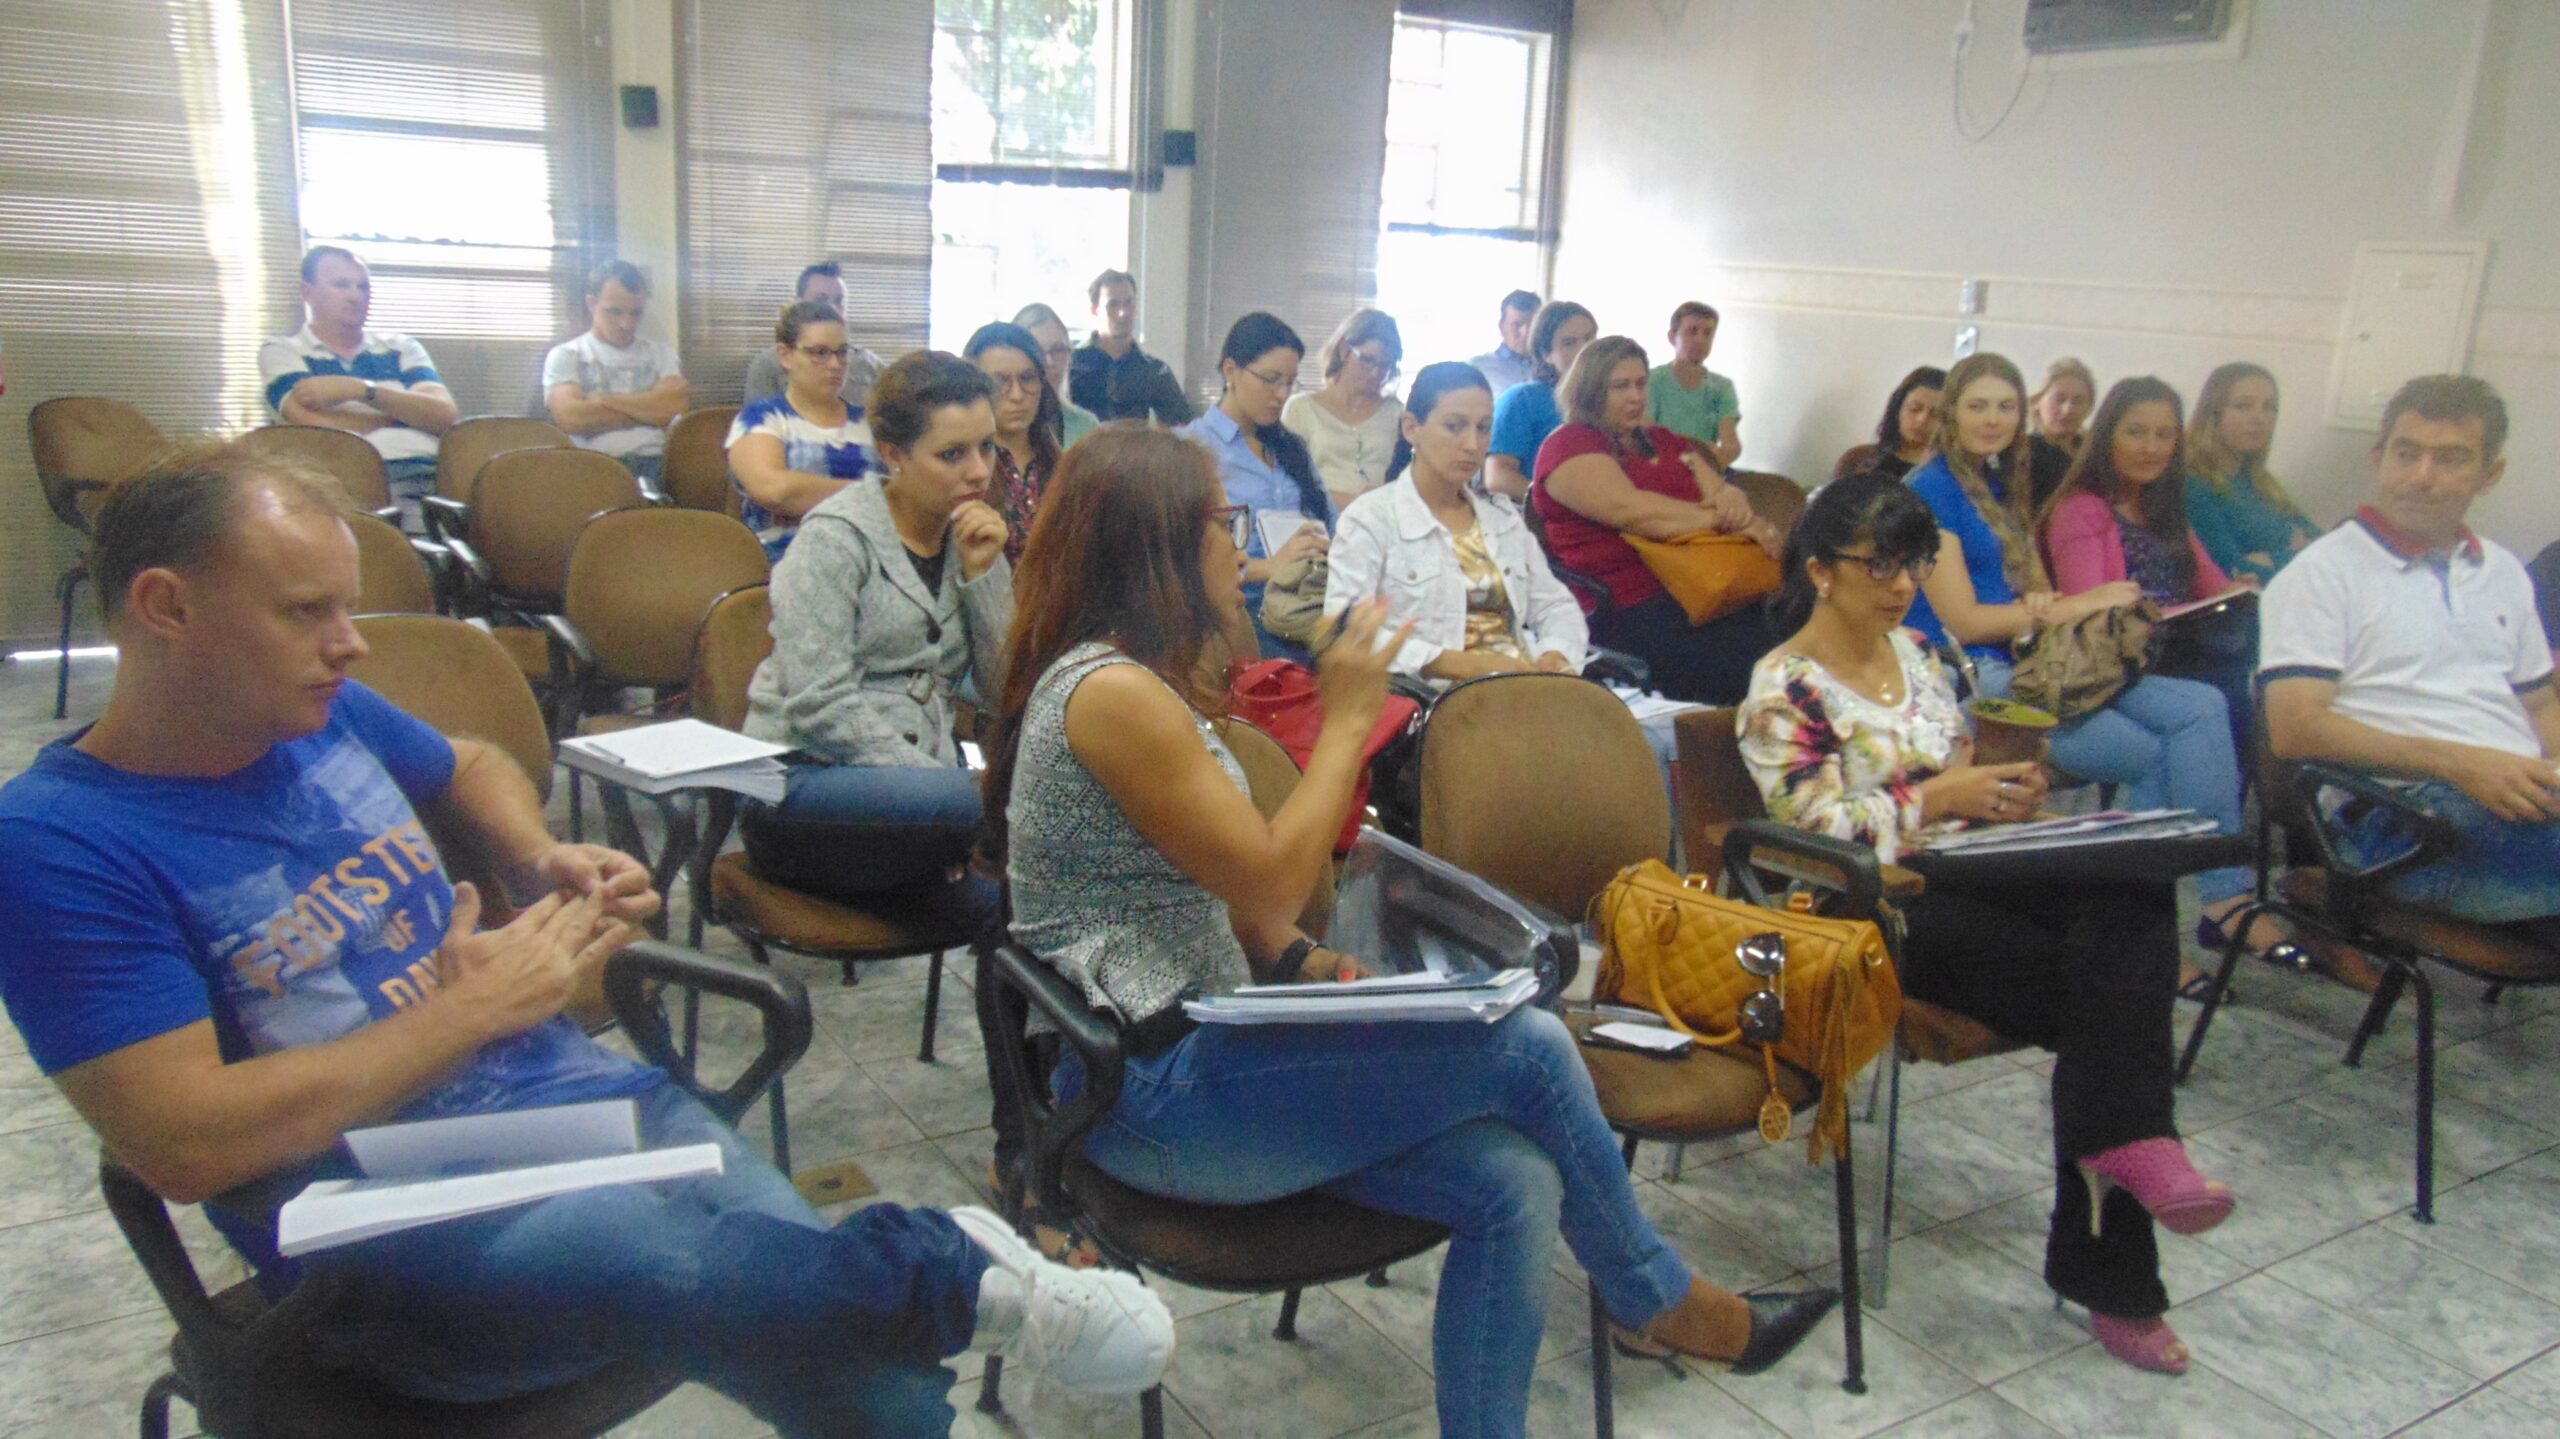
[611,0,680,348]
[1553,0,2559,555]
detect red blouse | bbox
[1530,422,1704,611]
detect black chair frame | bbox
[109,939,812,1437]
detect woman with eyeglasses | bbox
[1283,307,1406,509]
[727,299,876,561]
[964,321,1065,565]
[983,426,1837,1439]
[1179,312,1335,658]
[1010,302,1102,448]
[1740,474,2234,1379]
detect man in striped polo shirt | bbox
[258,247,458,518]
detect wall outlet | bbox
[1954,325,1981,358]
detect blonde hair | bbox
[1318,307,1403,383]
[2188,362,2309,523]
[2030,356,2096,444]
[1931,352,2048,596]
[1560,335,1650,429]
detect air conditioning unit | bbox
[2024,0,2232,55]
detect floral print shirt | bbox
[1736,628,1970,863]
[991,444,1054,567]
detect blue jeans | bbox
[2341,780,2560,925]
[1976,656,2250,907]
[742,761,993,912]
[384,454,437,532]
[313,1084,989,1438]
[1064,1005,1692,1439]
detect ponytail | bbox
[1386,360,1494,485]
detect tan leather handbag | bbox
[1590,859,1902,1161]
[2007,599,2159,719]
[1623,530,1781,624]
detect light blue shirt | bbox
[1179,406,1332,561]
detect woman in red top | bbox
[1531,335,1781,701]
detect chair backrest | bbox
[28,396,169,530]
[2530,539,2559,662]
[564,508,771,687]
[1732,470,1806,537]
[1417,672,1670,914]
[349,614,553,802]
[689,583,774,733]
[1668,706,1767,862]
[434,415,574,504]
[662,405,741,514]
[468,448,647,606]
[237,424,391,511]
[348,512,436,614]
[1217,718,1337,940]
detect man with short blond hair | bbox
[543,259,689,487]
[259,247,459,516]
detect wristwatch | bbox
[1277,936,1318,982]
[362,382,378,406]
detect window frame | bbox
[1378,13,1557,248]
[931,0,1155,192]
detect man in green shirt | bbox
[1646,300,1741,468]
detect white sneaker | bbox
[949,1205,1174,1397]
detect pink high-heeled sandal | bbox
[2078,1137,2234,1236]
[2090,1312,2190,1375]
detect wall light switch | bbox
[1954,325,1980,358]
[1960,279,1986,315]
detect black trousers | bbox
[1594,590,1770,704]
[1897,876,2182,1319]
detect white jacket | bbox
[1324,478,1588,681]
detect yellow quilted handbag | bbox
[1589,859,1903,1161]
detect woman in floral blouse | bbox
[1739,474,2236,1379]
[964,322,1065,566]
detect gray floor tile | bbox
[0,1209,164,1346]
[1943,1190,2254,1310]
[2398,1161,2560,1305]
[1996,1341,2319,1438]
[2173,1273,2474,1437]
[1153,1288,1434,1439]
[2394,1386,2555,1438]
[952,1371,1211,1437]
[2292,1064,2558,1185]
[736,1063,929,1167]
[812,967,985,1065]
[2266,1225,2560,1379]
[0,1047,76,1137]
[1859,1101,2056,1228]
[0,1311,194,1438]
[1829,1228,2091,1385]
[606,1380,773,1438]
[1706,1299,1974,1438]
[1916,1065,2055,1167]
[1325,1240,1593,1374]
[2491,1343,2560,1418]
[0,1123,103,1230]
[1871,1389,2062,1438]
[862,1049,1006,1140]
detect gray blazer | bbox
[743,479,1012,768]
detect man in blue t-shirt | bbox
[0,443,1170,1434]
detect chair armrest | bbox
[1580,646,1651,691]
[418,495,469,541]
[2291,760,2463,890]
[99,1159,227,1336]
[988,944,1125,1218]
[1722,819,1886,919]
[1880,863,1927,901]
[1513,895,1582,1001]
[603,939,812,1127]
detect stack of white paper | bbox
[1606,684,1704,722]
[559,718,791,802]
[276,1099,725,1257]
[1923,808,2219,856]
[1184,968,1540,1026]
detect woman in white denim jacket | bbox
[1322,361,1587,683]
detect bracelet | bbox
[1277,936,1317,982]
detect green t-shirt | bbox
[1646,364,1740,450]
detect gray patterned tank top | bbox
[1006,642,1254,1023]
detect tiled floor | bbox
[6,653,2560,1437]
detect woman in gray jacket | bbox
[742,351,1014,910]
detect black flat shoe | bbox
[1611,1287,1841,1375]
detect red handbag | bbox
[1227,659,1420,853]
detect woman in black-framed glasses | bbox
[1738,474,2234,1380]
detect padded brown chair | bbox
[29,396,170,716]
[1729,470,1808,538]
[349,512,438,615]
[238,423,393,513]
[348,613,555,805]
[2178,746,2560,1222]
[1217,718,1338,940]
[106,939,809,1439]
[682,584,981,1066]
[434,448,647,694]
[1410,672,1870,1415]
[433,415,575,508]
[662,405,741,515]
[546,508,770,845]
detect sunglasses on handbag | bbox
[1735,931,1788,1045]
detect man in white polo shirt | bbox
[2262,374,2560,933]
[542,260,689,489]
[259,247,458,517]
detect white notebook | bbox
[558,718,789,780]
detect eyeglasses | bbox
[1827,550,1938,583]
[1243,365,1300,394]
[1209,504,1252,549]
[987,370,1042,396]
[1041,343,1073,365]
[1347,347,1395,372]
[796,344,851,363]
[1735,931,1788,1046]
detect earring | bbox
[1818,585,1831,598]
